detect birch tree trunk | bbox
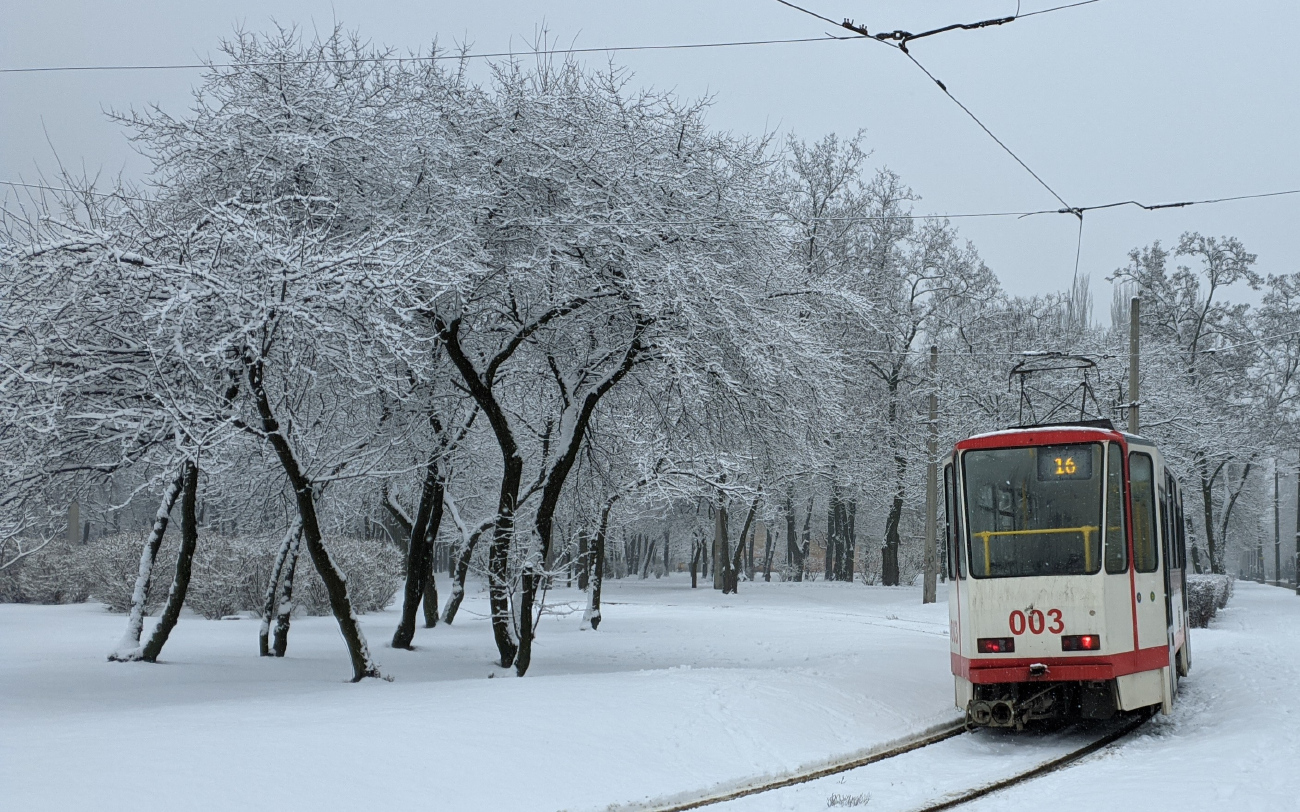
[441,526,484,625]
[259,521,302,657]
[109,469,184,662]
[272,529,303,657]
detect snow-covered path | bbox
[0,580,1294,811]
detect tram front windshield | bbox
[962,443,1104,578]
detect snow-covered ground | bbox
[0,578,1294,811]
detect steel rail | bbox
[636,720,968,812]
[911,709,1154,812]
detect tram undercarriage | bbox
[966,680,1118,729]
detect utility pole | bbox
[1128,297,1140,435]
[923,346,939,604]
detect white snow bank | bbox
[0,579,956,812]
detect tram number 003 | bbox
[1008,609,1064,635]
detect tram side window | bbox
[1129,452,1159,573]
[1104,442,1127,573]
[1165,472,1181,571]
[944,464,966,579]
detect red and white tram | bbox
[945,420,1190,728]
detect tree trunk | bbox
[641,539,657,579]
[422,567,439,628]
[584,497,614,631]
[392,457,445,649]
[663,529,670,577]
[487,456,523,667]
[259,521,301,657]
[762,528,774,582]
[883,455,906,586]
[842,496,852,579]
[141,460,200,663]
[824,498,835,582]
[442,525,485,625]
[746,525,755,581]
[272,528,303,657]
[713,499,728,590]
[249,357,379,681]
[726,498,759,594]
[690,536,700,588]
[577,531,590,591]
[1200,470,1223,575]
[785,489,803,582]
[109,470,184,661]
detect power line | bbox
[0,179,1056,222]
[0,180,152,202]
[896,47,1076,214]
[0,35,857,75]
[7,179,1300,226]
[1034,188,1300,217]
[776,0,1105,51]
[775,1,1081,214]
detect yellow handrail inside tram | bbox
[972,526,1099,576]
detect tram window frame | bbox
[1104,442,1128,574]
[944,462,966,579]
[1129,451,1160,573]
[1164,478,1175,566]
[1164,471,1180,571]
[1170,475,1190,569]
[962,443,1104,579]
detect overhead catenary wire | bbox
[776,0,1082,218]
[6,179,1300,227]
[0,34,859,75]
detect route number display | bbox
[1036,445,1094,481]
[1008,608,1064,635]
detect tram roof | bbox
[956,420,1153,451]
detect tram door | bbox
[1128,452,1166,651]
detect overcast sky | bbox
[3,1,1297,318]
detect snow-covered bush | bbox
[183,535,277,619]
[1186,573,1235,628]
[0,541,95,604]
[0,531,402,618]
[291,538,403,615]
[181,534,401,618]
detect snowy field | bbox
[0,579,1294,811]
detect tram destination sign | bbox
[1036,444,1094,481]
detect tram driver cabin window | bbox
[962,443,1104,578]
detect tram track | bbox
[636,721,969,812]
[632,709,1152,812]
[909,709,1153,812]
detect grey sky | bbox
[3,1,1297,314]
